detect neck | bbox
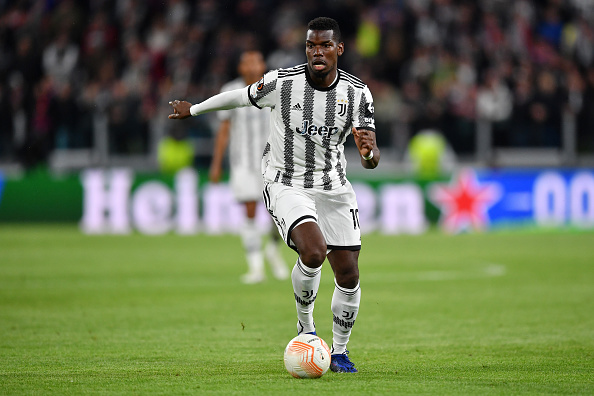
[306,67,337,89]
[243,75,260,85]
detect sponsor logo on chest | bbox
[296,120,339,137]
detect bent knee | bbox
[299,244,327,268]
[336,269,359,289]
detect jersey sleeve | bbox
[353,85,375,132]
[247,69,278,109]
[217,82,236,121]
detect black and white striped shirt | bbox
[248,64,375,191]
[218,78,271,173]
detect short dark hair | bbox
[307,17,342,43]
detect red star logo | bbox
[429,169,501,233]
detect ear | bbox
[337,42,344,56]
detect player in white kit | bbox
[169,17,380,373]
[209,51,289,284]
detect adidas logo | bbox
[291,103,302,111]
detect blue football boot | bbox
[330,350,358,373]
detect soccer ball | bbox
[284,334,331,378]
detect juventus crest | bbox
[337,99,349,117]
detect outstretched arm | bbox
[168,88,251,119]
[352,127,380,169]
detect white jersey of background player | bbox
[209,51,288,284]
[169,17,380,374]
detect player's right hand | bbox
[168,100,192,119]
[209,166,222,183]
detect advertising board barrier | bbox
[0,168,592,234]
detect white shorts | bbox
[230,167,264,202]
[262,180,361,252]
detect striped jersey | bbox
[218,78,271,174]
[247,64,375,191]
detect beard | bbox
[308,63,331,79]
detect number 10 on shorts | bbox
[349,209,360,230]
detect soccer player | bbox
[209,50,289,284]
[169,17,379,373]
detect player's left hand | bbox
[168,100,192,119]
[352,127,379,169]
[352,127,374,157]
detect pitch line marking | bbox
[367,263,506,283]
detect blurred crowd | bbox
[1,0,594,170]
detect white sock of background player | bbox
[239,218,264,278]
[265,229,288,279]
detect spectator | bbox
[529,69,563,147]
[447,54,477,153]
[82,11,118,81]
[476,69,513,147]
[573,17,594,68]
[401,80,427,135]
[537,6,564,49]
[266,26,306,70]
[11,35,42,91]
[578,68,594,152]
[1,0,594,165]
[42,30,79,90]
[18,77,55,169]
[108,81,148,155]
[510,77,535,147]
[0,81,13,159]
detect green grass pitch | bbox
[1,225,593,395]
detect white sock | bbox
[265,240,288,279]
[292,257,321,334]
[240,219,263,276]
[331,280,361,355]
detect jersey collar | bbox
[305,67,340,91]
